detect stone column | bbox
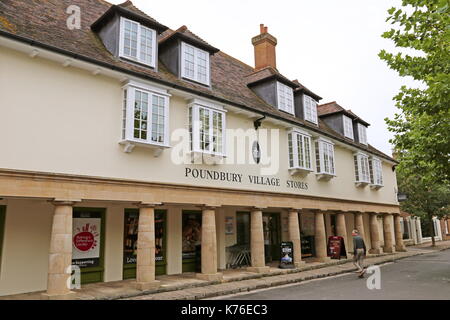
[369,213,382,254]
[288,209,305,268]
[136,203,161,290]
[248,208,270,273]
[354,212,366,241]
[314,211,331,262]
[394,214,406,252]
[42,200,79,300]
[335,212,348,255]
[382,214,395,253]
[197,207,223,281]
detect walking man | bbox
[352,229,367,278]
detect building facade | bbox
[0,0,405,298]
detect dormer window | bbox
[181,42,210,86]
[357,123,368,145]
[354,152,370,186]
[119,17,157,68]
[303,95,318,124]
[277,82,294,115]
[343,115,354,140]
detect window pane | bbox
[133,90,149,141]
[140,27,153,65]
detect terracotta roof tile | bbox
[0,0,394,162]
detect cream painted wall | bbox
[0,47,398,206]
[0,199,52,296]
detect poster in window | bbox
[72,218,101,268]
[225,216,234,235]
[182,213,202,260]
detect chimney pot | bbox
[260,24,265,34]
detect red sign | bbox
[327,236,347,259]
[73,231,95,252]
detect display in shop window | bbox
[123,210,165,265]
[72,217,101,268]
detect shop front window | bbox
[123,209,166,279]
[182,211,202,272]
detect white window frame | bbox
[121,81,170,149]
[181,42,210,86]
[354,152,370,185]
[277,82,295,115]
[315,138,336,176]
[288,129,313,174]
[343,115,354,140]
[303,95,318,124]
[119,17,157,68]
[189,100,226,157]
[370,157,384,187]
[357,123,368,145]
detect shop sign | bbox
[327,236,347,259]
[279,241,294,269]
[184,168,308,190]
[72,218,101,268]
[225,216,234,235]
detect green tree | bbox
[397,169,450,246]
[379,0,450,184]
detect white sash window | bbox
[277,82,295,115]
[181,42,210,86]
[315,138,335,175]
[121,81,170,148]
[303,95,318,124]
[120,18,157,68]
[288,130,312,171]
[370,157,383,186]
[357,123,368,145]
[343,115,354,139]
[189,102,226,156]
[354,152,370,184]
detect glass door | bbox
[182,211,202,273]
[72,208,106,284]
[263,213,281,263]
[123,209,167,279]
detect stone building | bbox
[0,0,405,298]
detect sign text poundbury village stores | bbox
[184,167,309,190]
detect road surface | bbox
[218,249,450,300]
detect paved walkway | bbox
[2,240,449,300]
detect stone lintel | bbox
[50,199,81,206]
[134,202,162,208]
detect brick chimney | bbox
[252,24,278,71]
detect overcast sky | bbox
[109,0,414,156]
